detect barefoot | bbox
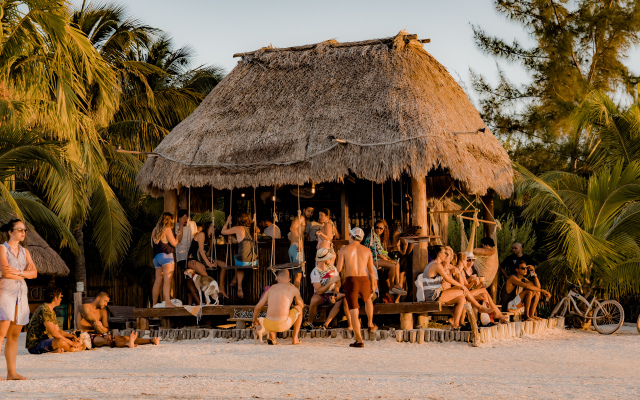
[291,339,301,345]
[51,348,64,354]
[128,332,139,348]
[230,278,237,287]
[237,287,244,299]
[479,306,492,314]
[165,302,176,308]
[7,373,28,380]
[219,290,229,299]
[152,337,160,345]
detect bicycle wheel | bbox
[592,300,624,335]
[550,298,568,318]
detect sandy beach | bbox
[1,324,638,399]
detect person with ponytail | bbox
[0,219,37,380]
[151,213,183,308]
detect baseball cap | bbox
[464,251,476,260]
[349,227,364,241]
[315,248,335,261]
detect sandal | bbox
[349,341,364,348]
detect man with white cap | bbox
[303,248,341,331]
[336,227,377,348]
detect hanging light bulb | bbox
[272,195,276,201]
[311,181,316,194]
[241,192,245,198]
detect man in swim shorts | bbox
[78,292,159,348]
[336,227,377,348]
[252,269,304,345]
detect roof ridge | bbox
[233,31,430,58]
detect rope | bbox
[252,187,258,265]
[188,187,191,219]
[271,186,276,268]
[391,181,394,220]
[211,187,217,264]
[381,183,384,221]
[225,189,232,267]
[156,133,448,169]
[296,184,304,277]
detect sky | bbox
[71,0,639,105]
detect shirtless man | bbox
[336,227,377,348]
[252,269,304,345]
[78,292,159,348]
[288,206,314,289]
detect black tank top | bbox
[236,226,257,262]
[153,240,174,257]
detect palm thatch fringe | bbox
[137,31,513,199]
[0,215,70,276]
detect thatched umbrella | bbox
[0,216,70,276]
[137,30,513,199]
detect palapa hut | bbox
[137,31,514,303]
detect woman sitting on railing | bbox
[220,213,257,299]
[364,219,406,296]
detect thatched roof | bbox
[137,31,514,199]
[0,216,70,277]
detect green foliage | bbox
[472,0,640,172]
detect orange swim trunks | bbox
[343,276,372,310]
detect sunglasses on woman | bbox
[12,228,28,233]
[374,226,384,230]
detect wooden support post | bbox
[137,318,149,330]
[73,292,82,330]
[464,303,480,347]
[481,191,498,304]
[340,188,349,240]
[411,176,429,300]
[164,189,178,216]
[417,313,430,328]
[400,312,413,330]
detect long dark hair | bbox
[201,221,213,246]
[0,219,22,233]
[374,219,390,249]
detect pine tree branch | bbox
[549,0,586,81]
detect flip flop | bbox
[368,324,378,333]
[349,341,364,348]
[267,339,276,345]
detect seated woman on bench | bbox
[451,252,508,323]
[220,213,258,298]
[364,220,406,296]
[423,245,492,330]
[187,221,227,300]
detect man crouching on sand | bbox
[253,269,304,345]
[78,292,159,348]
[336,227,377,348]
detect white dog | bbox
[254,318,267,344]
[183,269,219,306]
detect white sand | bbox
[1,324,639,399]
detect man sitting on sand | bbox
[252,269,304,345]
[336,227,377,348]
[26,287,85,354]
[78,292,159,348]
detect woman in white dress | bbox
[0,219,37,380]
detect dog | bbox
[183,269,219,306]
[254,317,267,344]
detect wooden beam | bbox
[428,209,477,214]
[458,215,497,225]
[482,190,498,304]
[340,187,349,240]
[411,176,429,300]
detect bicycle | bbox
[550,282,624,335]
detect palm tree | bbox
[515,92,640,298]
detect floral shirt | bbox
[25,303,57,350]
[363,233,384,261]
[310,265,338,294]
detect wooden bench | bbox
[107,305,136,329]
[134,305,329,329]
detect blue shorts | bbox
[153,253,174,268]
[234,255,258,267]
[288,245,304,275]
[28,338,55,354]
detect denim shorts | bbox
[234,254,258,267]
[288,245,304,275]
[153,253,174,268]
[28,338,55,354]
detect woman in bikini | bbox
[186,221,227,301]
[220,213,257,299]
[453,252,509,323]
[151,212,183,308]
[364,220,406,296]
[0,219,37,380]
[315,208,335,250]
[423,245,493,329]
